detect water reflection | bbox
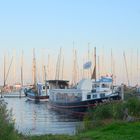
[4,98,81,135]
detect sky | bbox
[0,0,140,85]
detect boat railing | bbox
[51,89,81,93]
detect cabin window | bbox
[100,93,105,98]
[93,94,97,98]
[92,84,99,88]
[91,89,96,93]
[102,84,109,88]
[92,84,95,88]
[43,86,45,90]
[87,95,91,99]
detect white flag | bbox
[83,61,92,69]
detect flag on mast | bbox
[83,61,92,69]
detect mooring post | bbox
[0,89,2,98]
[121,84,124,101]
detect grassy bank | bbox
[26,121,140,140]
[79,121,140,140]
[1,92,140,140]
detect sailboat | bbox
[24,49,49,102]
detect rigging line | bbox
[5,56,13,84]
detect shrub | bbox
[0,100,21,140]
[125,97,140,117]
[112,102,125,120]
[93,104,113,120]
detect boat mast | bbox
[61,55,64,80]
[47,54,50,80]
[21,50,23,86]
[111,49,113,76]
[111,49,114,84]
[137,48,139,85]
[72,49,78,85]
[123,52,130,86]
[88,43,90,78]
[55,47,62,80]
[5,56,13,86]
[13,49,16,84]
[43,65,47,82]
[91,47,96,81]
[130,48,133,85]
[32,48,37,87]
[72,42,75,85]
[41,48,45,83]
[98,55,100,79]
[94,47,96,82]
[101,47,104,76]
[3,55,6,87]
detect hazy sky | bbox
[0,0,140,85]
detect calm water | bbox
[4,97,81,135]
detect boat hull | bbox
[25,90,49,102]
[49,95,121,113]
[27,94,49,102]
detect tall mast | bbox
[43,65,47,82]
[111,49,113,76]
[73,50,78,85]
[42,48,45,83]
[5,56,13,86]
[32,48,37,86]
[47,54,50,80]
[13,49,16,84]
[94,47,96,82]
[61,55,64,80]
[3,55,6,87]
[137,48,139,85]
[123,52,130,86]
[21,50,23,86]
[113,58,116,84]
[98,55,100,79]
[88,43,90,78]
[111,49,114,84]
[101,47,104,76]
[91,47,96,81]
[72,42,75,84]
[130,48,133,85]
[55,48,62,80]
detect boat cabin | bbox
[37,83,47,96]
[82,76,115,101]
[46,80,69,89]
[49,77,119,103]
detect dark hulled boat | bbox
[25,83,49,102]
[49,77,121,114]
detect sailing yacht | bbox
[24,49,49,102]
